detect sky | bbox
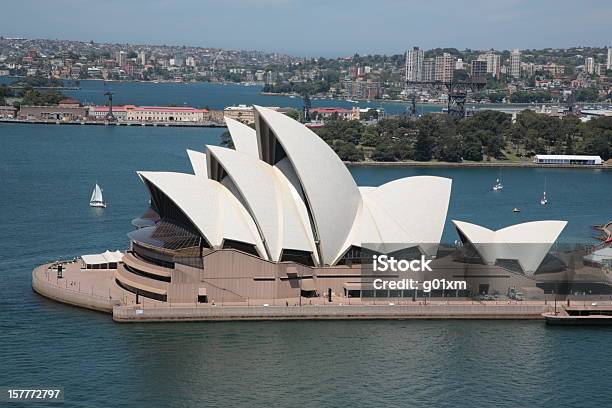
[1,0,611,57]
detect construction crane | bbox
[103,80,116,121]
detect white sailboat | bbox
[90,183,106,208]
[492,168,503,191]
[540,177,548,205]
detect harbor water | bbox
[1,119,611,406]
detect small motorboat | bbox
[512,207,521,213]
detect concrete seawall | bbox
[113,304,547,322]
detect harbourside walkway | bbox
[112,303,547,322]
[32,261,558,322]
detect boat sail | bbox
[540,177,548,205]
[90,183,106,208]
[492,168,503,191]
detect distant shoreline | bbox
[345,160,611,169]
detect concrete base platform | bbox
[33,261,553,322]
[112,303,547,322]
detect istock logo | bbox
[372,254,433,272]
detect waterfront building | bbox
[224,104,255,124]
[585,57,595,75]
[88,105,129,121]
[405,47,424,82]
[533,154,603,165]
[477,51,501,78]
[88,105,209,122]
[111,107,566,304]
[310,107,357,121]
[125,106,208,122]
[510,49,521,78]
[18,105,88,121]
[435,53,454,82]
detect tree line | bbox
[312,110,611,162]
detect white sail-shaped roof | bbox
[224,117,259,157]
[186,150,208,178]
[206,145,318,262]
[453,220,567,275]
[137,171,267,258]
[254,105,361,265]
[366,176,452,256]
[334,176,452,263]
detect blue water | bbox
[1,122,611,407]
[0,76,438,115]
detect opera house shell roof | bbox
[136,106,454,267]
[453,220,567,275]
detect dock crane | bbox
[103,81,116,121]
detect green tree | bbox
[333,140,364,161]
[414,115,436,161]
[462,133,483,161]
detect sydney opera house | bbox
[115,106,568,304]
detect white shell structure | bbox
[135,104,565,270]
[452,220,568,275]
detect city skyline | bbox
[1,0,611,57]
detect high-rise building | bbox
[585,57,595,75]
[422,58,436,82]
[138,51,146,66]
[471,60,487,81]
[116,50,127,67]
[477,51,501,78]
[607,47,612,70]
[510,49,521,78]
[435,53,454,82]
[405,47,424,81]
